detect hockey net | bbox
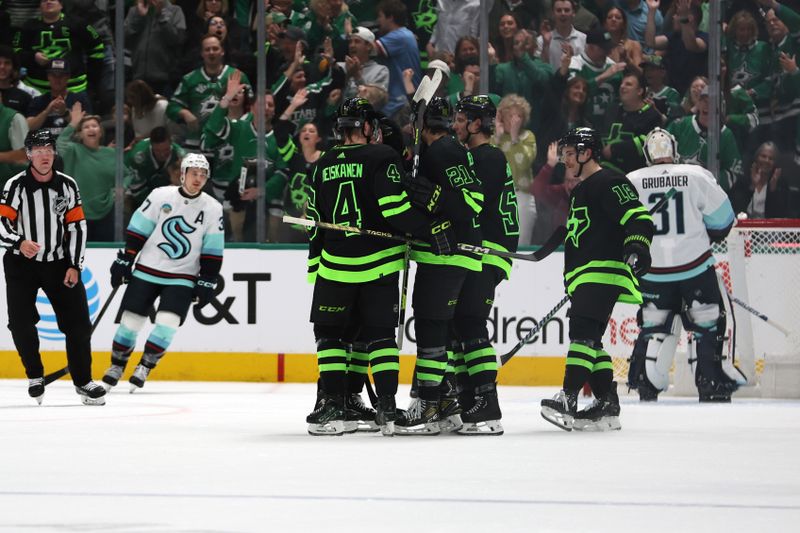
[604,219,800,398]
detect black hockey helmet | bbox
[423,96,453,131]
[456,94,496,133]
[376,112,406,157]
[558,127,603,160]
[336,97,377,133]
[25,129,57,151]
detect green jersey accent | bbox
[564,168,654,305]
[667,116,743,192]
[726,40,773,106]
[0,106,26,187]
[648,86,682,122]
[568,54,622,127]
[167,65,251,146]
[308,143,428,284]
[410,135,483,271]
[124,139,186,207]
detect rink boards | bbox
[0,247,657,385]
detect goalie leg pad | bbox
[684,302,739,400]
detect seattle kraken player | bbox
[627,128,740,402]
[101,153,224,392]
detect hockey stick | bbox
[715,272,791,336]
[499,187,678,365]
[395,71,443,349]
[43,284,121,385]
[283,215,565,262]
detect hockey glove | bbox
[623,241,651,277]
[403,174,444,216]
[110,251,134,288]
[426,219,456,256]
[193,276,218,308]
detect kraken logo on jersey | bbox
[566,198,590,247]
[157,216,197,259]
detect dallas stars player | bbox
[540,127,654,432]
[451,95,519,436]
[305,97,451,436]
[397,96,484,435]
[101,154,224,392]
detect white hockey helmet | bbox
[180,153,210,184]
[644,127,679,166]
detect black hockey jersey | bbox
[410,135,483,271]
[308,143,428,284]
[564,168,654,304]
[471,143,519,279]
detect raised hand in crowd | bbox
[558,43,574,75]
[279,87,308,121]
[546,141,559,168]
[69,101,85,129]
[751,162,782,192]
[48,96,67,117]
[402,68,415,96]
[779,52,798,74]
[220,69,244,109]
[327,88,342,107]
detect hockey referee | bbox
[0,129,106,406]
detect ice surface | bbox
[0,380,798,532]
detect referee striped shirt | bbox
[0,168,88,269]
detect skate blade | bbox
[456,420,504,436]
[351,419,380,433]
[102,382,115,392]
[395,422,440,436]
[129,382,144,394]
[437,414,463,433]
[80,396,106,406]
[540,407,573,432]
[380,421,395,437]
[573,416,621,432]
[308,420,345,436]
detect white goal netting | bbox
[605,219,800,398]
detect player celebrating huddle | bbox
[101,153,224,392]
[540,127,654,432]
[626,128,740,402]
[450,95,519,435]
[397,97,484,434]
[305,97,448,437]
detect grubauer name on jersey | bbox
[128,186,225,288]
[627,163,735,282]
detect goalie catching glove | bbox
[110,251,134,288]
[623,240,651,277]
[193,276,218,308]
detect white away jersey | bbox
[127,186,224,287]
[627,163,735,282]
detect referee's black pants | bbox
[4,254,93,386]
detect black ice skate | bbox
[75,381,107,406]
[344,393,379,433]
[395,397,440,435]
[375,395,398,436]
[306,394,345,436]
[28,377,44,405]
[129,363,152,393]
[573,382,621,431]
[435,373,463,432]
[697,374,738,403]
[540,389,578,431]
[457,383,503,436]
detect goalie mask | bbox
[644,127,679,166]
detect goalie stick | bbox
[715,271,791,337]
[43,284,121,385]
[283,215,566,263]
[499,187,677,365]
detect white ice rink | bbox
[0,380,798,533]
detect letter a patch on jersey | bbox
[566,198,590,247]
